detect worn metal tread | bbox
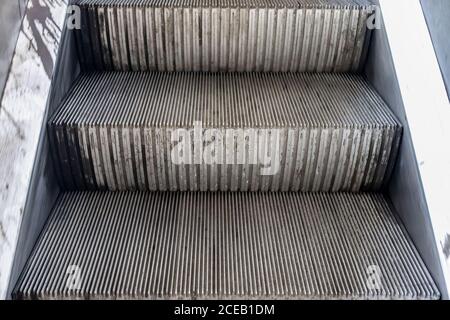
[73,0,375,5]
[72,0,376,72]
[49,72,401,192]
[14,191,439,300]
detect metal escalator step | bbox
[73,0,376,72]
[13,191,439,300]
[49,72,401,192]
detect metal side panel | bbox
[364,0,450,297]
[48,72,402,192]
[13,191,439,300]
[71,0,376,72]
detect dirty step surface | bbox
[73,0,376,72]
[14,191,439,300]
[49,72,401,192]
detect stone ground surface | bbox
[0,1,27,102]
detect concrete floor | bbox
[0,0,27,103]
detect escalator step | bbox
[73,0,376,72]
[14,191,439,300]
[49,72,401,192]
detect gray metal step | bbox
[49,72,401,192]
[13,191,439,300]
[73,0,376,72]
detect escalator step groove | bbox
[14,191,439,300]
[72,0,376,72]
[49,72,402,192]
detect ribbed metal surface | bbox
[73,0,375,72]
[49,72,401,192]
[14,191,439,300]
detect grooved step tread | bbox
[49,72,401,192]
[73,0,376,72]
[14,191,439,300]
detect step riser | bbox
[51,125,400,192]
[49,72,401,192]
[14,192,439,300]
[76,4,374,72]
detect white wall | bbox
[421,0,450,100]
